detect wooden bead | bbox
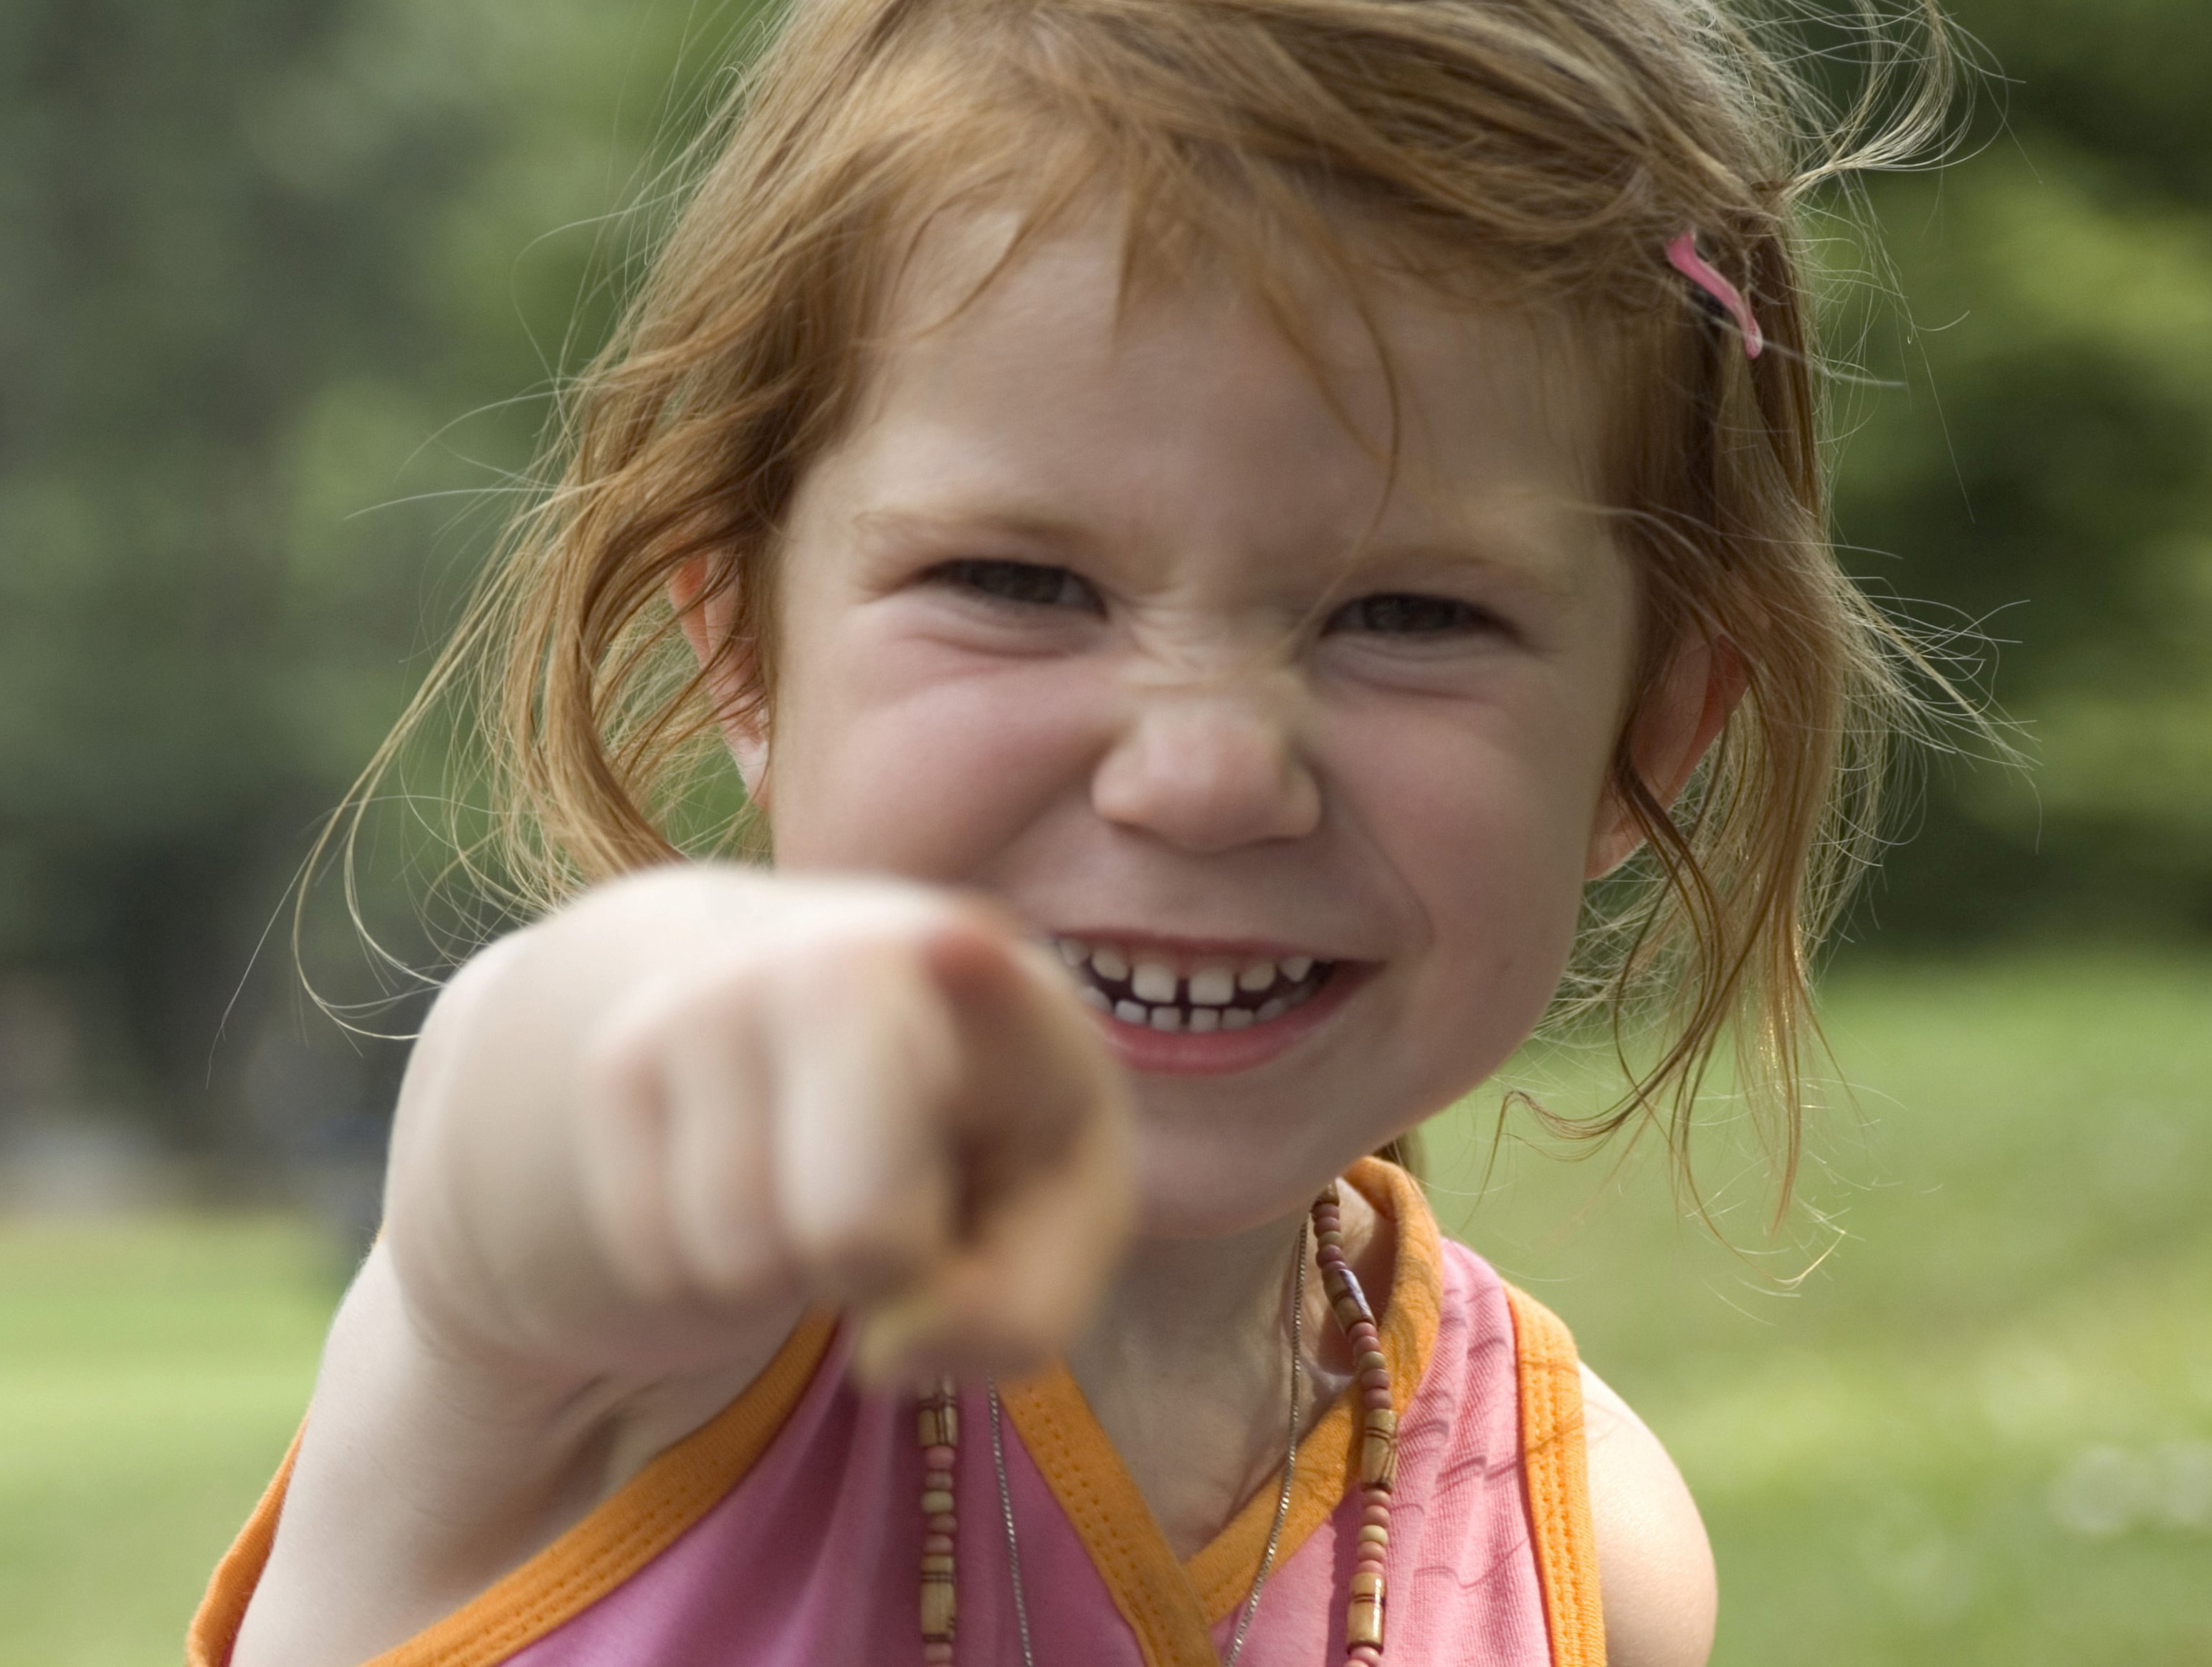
[926,1513,958,1534]
[916,1402,959,1449]
[923,1645,956,1665]
[1347,1570,1386,1648]
[923,1443,957,1469]
[1358,1523,1389,1549]
[1363,1501,1391,1528]
[920,1489,956,1517]
[924,1532,955,1555]
[1357,1350,1388,1375]
[920,1572,957,1639]
[920,1553,956,1575]
[1360,1408,1398,1491]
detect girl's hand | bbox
[576,870,1138,1382]
[387,864,1136,1393]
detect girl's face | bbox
[727,215,1654,1236]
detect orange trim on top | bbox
[1000,1158,1444,1667]
[188,1427,304,1667]
[996,1367,1221,1667]
[187,1309,839,1667]
[1502,1284,1606,1667]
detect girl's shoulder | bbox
[1381,1167,1713,1667]
[1576,1364,1717,1667]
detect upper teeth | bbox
[1131,963,1177,1003]
[1188,967,1236,1006]
[1047,937,1328,1016]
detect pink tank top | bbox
[191,1161,1603,1667]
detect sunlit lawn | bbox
[1438,952,2212,1666]
[1,953,2206,1664]
[0,1216,333,1667]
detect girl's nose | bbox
[1090,692,1322,853]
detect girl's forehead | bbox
[822,207,1619,592]
[829,206,1619,587]
[876,201,1604,427]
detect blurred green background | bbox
[0,0,2205,1661]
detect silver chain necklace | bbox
[986,1221,1309,1667]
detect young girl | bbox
[194,1,1942,1663]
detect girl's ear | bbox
[670,555,771,799]
[1585,633,1745,880]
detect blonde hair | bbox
[338,0,1963,1217]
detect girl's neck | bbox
[1062,1177,1393,1560]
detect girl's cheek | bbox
[1349,717,1599,1018]
[771,651,1110,878]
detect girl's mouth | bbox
[1047,936,1338,1033]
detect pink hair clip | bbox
[1667,231,1763,360]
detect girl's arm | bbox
[230,866,1134,1667]
[1582,1363,1718,1667]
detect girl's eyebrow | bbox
[1338,492,1608,604]
[1341,536,1581,601]
[852,504,1107,558]
[852,500,1594,605]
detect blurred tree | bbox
[1831,0,2212,941]
[0,0,743,1153]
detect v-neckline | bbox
[998,1160,1445,1667]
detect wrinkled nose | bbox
[1090,691,1322,853]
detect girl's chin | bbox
[1123,1115,1386,1241]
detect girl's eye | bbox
[1325,592,1503,638]
[926,559,1103,614]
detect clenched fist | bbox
[576,875,1136,1379]
[387,866,1136,1390]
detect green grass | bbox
[0,1216,335,1667]
[2,954,2206,1663]
[1432,953,2212,1666]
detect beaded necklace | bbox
[914,1180,1395,1664]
